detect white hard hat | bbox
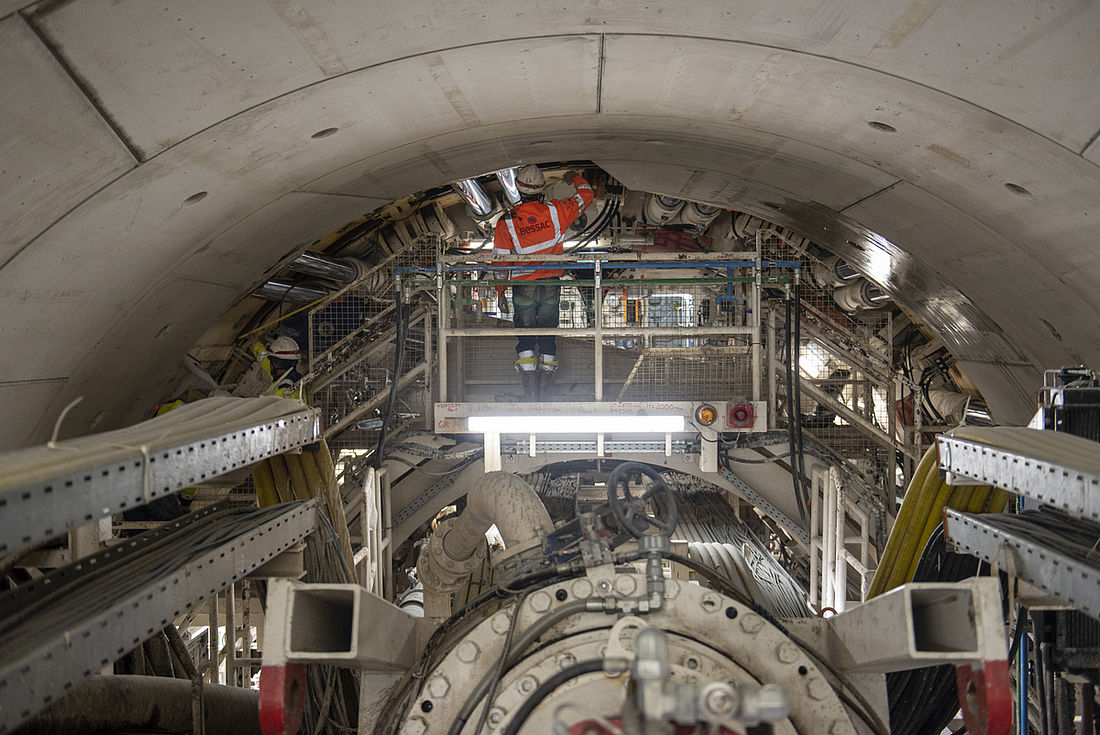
[514,165,546,195]
[268,336,301,361]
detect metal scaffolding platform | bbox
[0,499,316,734]
[938,427,1100,521]
[0,396,321,556]
[944,509,1100,620]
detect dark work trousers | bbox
[512,281,561,356]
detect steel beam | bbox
[944,509,1100,620]
[824,576,1006,673]
[0,501,316,734]
[0,398,321,556]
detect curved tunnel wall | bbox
[1,1,1098,448]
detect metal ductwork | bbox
[495,168,522,206]
[451,177,499,229]
[678,202,722,230]
[644,194,685,224]
[253,252,368,303]
[832,278,891,311]
[285,252,364,285]
[811,254,862,289]
[253,279,333,304]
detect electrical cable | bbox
[470,592,529,735]
[500,659,608,735]
[316,508,351,583]
[445,599,593,735]
[783,288,808,528]
[374,293,410,468]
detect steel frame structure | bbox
[0,500,316,734]
[0,401,321,556]
[938,431,1100,521]
[943,509,1100,620]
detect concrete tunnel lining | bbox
[0,3,1097,447]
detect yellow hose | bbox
[869,444,1004,597]
[253,460,279,507]
[251,441,358,583]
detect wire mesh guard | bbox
[307,238,436,445]
[784,284,897,494]
[441,264,773,403]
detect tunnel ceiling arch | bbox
[2,1,1098,447]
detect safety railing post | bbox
[767,305,777,430]
[752,231,763,403]
[594,258,603,401]
[436,255,447,402]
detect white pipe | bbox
[833,469,847,613]
[821,471,836,610]
[442,471,553,561]
[418,472,553,595]
[809,471,820,608]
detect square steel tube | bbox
[824,577,1006,673]
[269,581,417,671]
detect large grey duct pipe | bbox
[452,178,496,218]
[418,472,553,594]
[16,675,261,735]
[832,278,891,311]
[253,279,333,304]
[284,252,364,285]
[254,252,367,303]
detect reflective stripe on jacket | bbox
[492,176,594,280]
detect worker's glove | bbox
[562,169,579,185]
[496,285,510,314]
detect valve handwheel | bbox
[607,462,679,537]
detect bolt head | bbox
[488,708,505,725]
[428,674,450,698]
[401,717,428,735]
[807,677,831,701]
[829,719,849,735]
[614,575,637,596]
[557,652,577,669]
[491,612,511,634]
[456,641,480,663]
[739,613,765,634]
[529,590,552,613]
[571,579,593,598]
[519,676,537,693]
[596,579,612,594]
[776,641,799,664]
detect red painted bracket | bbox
[259,663,308,735]
[956,660,1011,735]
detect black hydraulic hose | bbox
[500,659,607,735]
[446,599,593,735]
[783,291,808,528]
[374,294,409,468]
[565,196,619,254]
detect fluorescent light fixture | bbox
[467,415,685,433]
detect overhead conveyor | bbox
[0,396,321,557]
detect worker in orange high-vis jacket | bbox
[493,165,594,400]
